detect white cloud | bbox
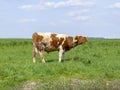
[67,9,90,21]
[18,18,37,23]
[75,16,90,20]
[19,5,33,9]
[49,20,70,26]
[18,0,95,10]
[67,9,89,16]
[108,2,120,9]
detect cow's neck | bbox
[73,43,78,47]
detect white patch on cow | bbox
[56,34,68,46]
[37,32,51,36]
[33,42,38,52]
[57,42,59,45]
[37,32,52,48]
[39,51,45,63]
[59,45,64,62]
[56,34,67,39]
[33,56,35,63]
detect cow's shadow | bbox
[46,59,56,63]
[64,56,80,62]
[46,56,80,63]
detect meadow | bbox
[0,39,120,90]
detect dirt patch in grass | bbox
[23,81,37,90]
[22,79,120,90]
[106,80,120,90]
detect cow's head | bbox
[74,36,87,45]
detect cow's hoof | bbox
[33,61,36,63]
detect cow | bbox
[32,32,87,63]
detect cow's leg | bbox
[33,47,37,63]
[59,46,64,62]
[39,50,45,63]
[63,52,66,60]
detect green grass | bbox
[0,39,120,90]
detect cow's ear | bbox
[73,39,78,43]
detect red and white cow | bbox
[32,32,87,63]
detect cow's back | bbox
[34,32,54,44]
[32,32,43,43]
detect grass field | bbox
[0,39,120,90]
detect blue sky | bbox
[0,0,120,38]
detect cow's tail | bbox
[32,32,38,53]
[32,32,38,42]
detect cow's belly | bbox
[44,47,59,53]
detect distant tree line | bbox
[88,37,104,39]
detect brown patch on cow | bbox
[50,34,66,49]
[67,36,74,48]
[62,36,74,51]
[32,32,44,49]
[50,34,59,48]
[32,32,43,42]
